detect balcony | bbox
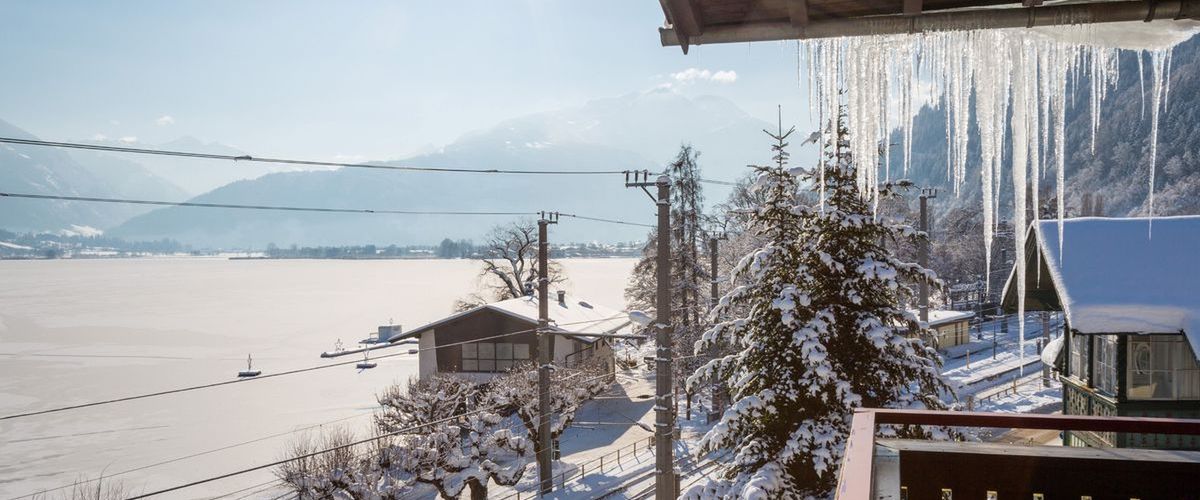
[836,409,1200,499]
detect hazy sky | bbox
[0,1,813,162]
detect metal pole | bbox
[537,214,555,495]
[655,175,675,499]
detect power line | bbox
[0,192,531,217]
[126,369,620,499]
[9,411,374,499]
[0,350,416,421]
[0,137,627,176]
[698,178,739,186]
[2,315,632,421]
[0,192,654,228]
[559,213,655,228]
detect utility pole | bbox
[918,188,937,324]
[708,235,725,417]
[654,175,675,500]
[536,211,558,496]
[625,170,675,499]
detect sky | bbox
[0,1,814,162]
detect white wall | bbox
[418,330,437,378]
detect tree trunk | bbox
[468,478,488,500]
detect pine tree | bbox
[685,110,950,498]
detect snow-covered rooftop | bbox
[487,293,632,340]
[1009,216,1200,350]
[398,292,632,344]
[908,309,975,328]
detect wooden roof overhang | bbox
[658,0,1200,52]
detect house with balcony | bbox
[389,291,629,381]
[1001,216,1200,449]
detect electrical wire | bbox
[127,370,621,499]
[0,192,655,228]
[326,314,632,357]
[7,412,374,499]
[0,137,627,176]
[698,178,739,186]
[558,213,655,228]
[2,315,635,421]
[0,192,532,217]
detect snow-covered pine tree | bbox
[685,110,950,498]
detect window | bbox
[461,341,531,372]
[1093,335,1117,396]
[1128,335,1200,400]
[1069,331,1090,383]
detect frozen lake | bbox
[0,257,636,498]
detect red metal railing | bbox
[835,409,1200,500]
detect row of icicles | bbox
[799,26,1174,364]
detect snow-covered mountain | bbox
[110,91,781,247]
[0,119,187,233]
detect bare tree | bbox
[31,477,129,500]
[455,220,567,311]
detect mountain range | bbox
[7,35,1200,249]
[76,90,779,247]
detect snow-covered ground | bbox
[941,313,1064,406]
[0,257,635,498]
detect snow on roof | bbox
[487,293,632,341]
[1022,216,1200,350]
[397,292,631,344]
[907,309,974,328]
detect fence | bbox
[492,436,656,499]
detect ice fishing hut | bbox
[387,291,629,382]
[1001,216,1200,449]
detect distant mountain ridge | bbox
[110,91,782,247]
[0,119,187,233]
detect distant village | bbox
[0,229,643,260]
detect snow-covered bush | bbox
[684,111,952,499]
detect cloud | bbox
[119,136,138,144]
[710,70,738,84]
[91,133,108,141]
[670,67,738,84]
[155,115,175,126]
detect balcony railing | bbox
[836,409,1200,500]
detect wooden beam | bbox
[788,0,810,26]
[904,0,923,16]
[664,0,704,36]
[659,0,1200,45]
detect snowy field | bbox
[0,257,635,498]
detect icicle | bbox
[1051,45,1068,260]
[1011,40,1030,380]
[1148,48,1170,237]
[1138,51,1147,120]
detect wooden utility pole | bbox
[536,211,558,495]
[918,188,937,323]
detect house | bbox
[907,309,975,348]
[391,291,629,381]
[1001,216,1200,449]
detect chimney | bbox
[557,290,566,306]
